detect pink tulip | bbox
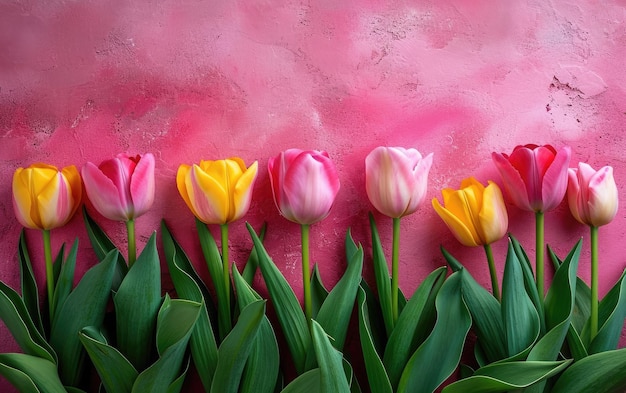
[567,162,618,227]
[365,146,433,218]
[492,144,571,212]
[268,149,340,225]
[82,153,156,221]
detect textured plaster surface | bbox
[2,0,626,391]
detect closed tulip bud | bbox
[567,162,618,227]
[492,144,571,213]
[13,163,82,230]
[268,149,340,225]
[432,177,508,247]
[82,153,156,222]
[365,146,433,218]
[177,158,258,225]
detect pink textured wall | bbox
[2,1,626,391]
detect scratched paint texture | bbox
[2,0,626,391]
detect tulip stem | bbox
[221,224,232,331]
[590,225,599,340]
[301,224,312,326]
[42,229,54,319]
[484,244,500,300]
[126,219,136,268]
[391,217,400,325]
[535,211,545,300]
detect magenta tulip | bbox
[82,153,156,222]
[492,144,571,213]
[567,162,618,227]
[365,146,433,218]
[268,149,340,225]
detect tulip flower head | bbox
[492,144,571,213]
[365,146,433,218]
[177,157,258,225]
[13,163,82,230]
[268,149,340,225]
[567,162,618,227]
[82,153,156,222]
[432,177,508,247]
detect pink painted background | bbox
[2,0,626,391]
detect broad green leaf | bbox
[166,359,190,393]
[345,228,359,263]
[356,286,392,393]
[241,222,267,285]
[511,235,545,333]
[211,300,266,393]
[360,280,387,357]
[280,369,321,393]
[51,244,64,294]
[588,269,626,354]
[233,268,280,393]
[441,247,507,363]
[397,271,471,393]
[114,233,162,370]
[310,320,351,393]
[310,264,329,319]
[79,326,138,393]
[18,230,43,335]
[0,282,56,363]
[51,239,78,321]
[551,348,626,393]
[161,221,218,391]
[195,218,231,340]
[132,297,201,393]
[0,353,67,393]
[501,240,540,357]
[247,223,311,374]
[383,267,446,389]
[369,214,393,337]
[0,360,40,393]
[442,360,571,393]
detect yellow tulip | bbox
[177,158,258,225]
[432,177,508,247]
[12,163,82,230]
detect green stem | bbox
[126,219,136,268]
[391,217,401,325]
[301,224,312,325]
[484,243,500,300]
[42,229,54,319]
[590,226,599,340]
[535,211,545,300]
[221,224,231,330]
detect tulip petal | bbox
[492,152,533,211]
[231,161,258,222]
[129,153,155,218]
[187,164,229,224]
[587,166,618,226]
[176,164,193,212]
[479,182,508,244]
[37,172,71,229]
[432,197,480,247]
[12,168,38,229]
[82,162,129,221]
[540,145,571,212]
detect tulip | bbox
[492,144,571,300]
[268,149,340,324]
[365,146,433,218]
[567,162,619,340]
[177,157,258,334]
[12,163,82,316]
[268,149,340,225]
[433,177,507,298]
[365,146,432,323]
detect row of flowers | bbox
[3,144,625,393]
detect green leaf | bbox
[0,282,56,363]
[280,369,321,393]
[383,267,446,389]
[0,353,67,393]
[49,248,117,386]
[79,326,138,393]
[247,222,311,374]
[17,230,43,335]
[356,286,393,393]
[132,296,201,393]
[442,360,571,393]
[310,265,329,319]
[397,271,472,393]
[310,320,351,393]
[233,267,280,393]
[511,235,545,334]
[241,223,267,285]
[166,358,190,393]
[114,233,162,370]
[0,360,40,393]
[161,221,219,391]
[501,240,540,357]
[588,269,626,354]
[369,214,393,338]
[551,348,626,393]
[51,239,78,321]
[210,300,266,393]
